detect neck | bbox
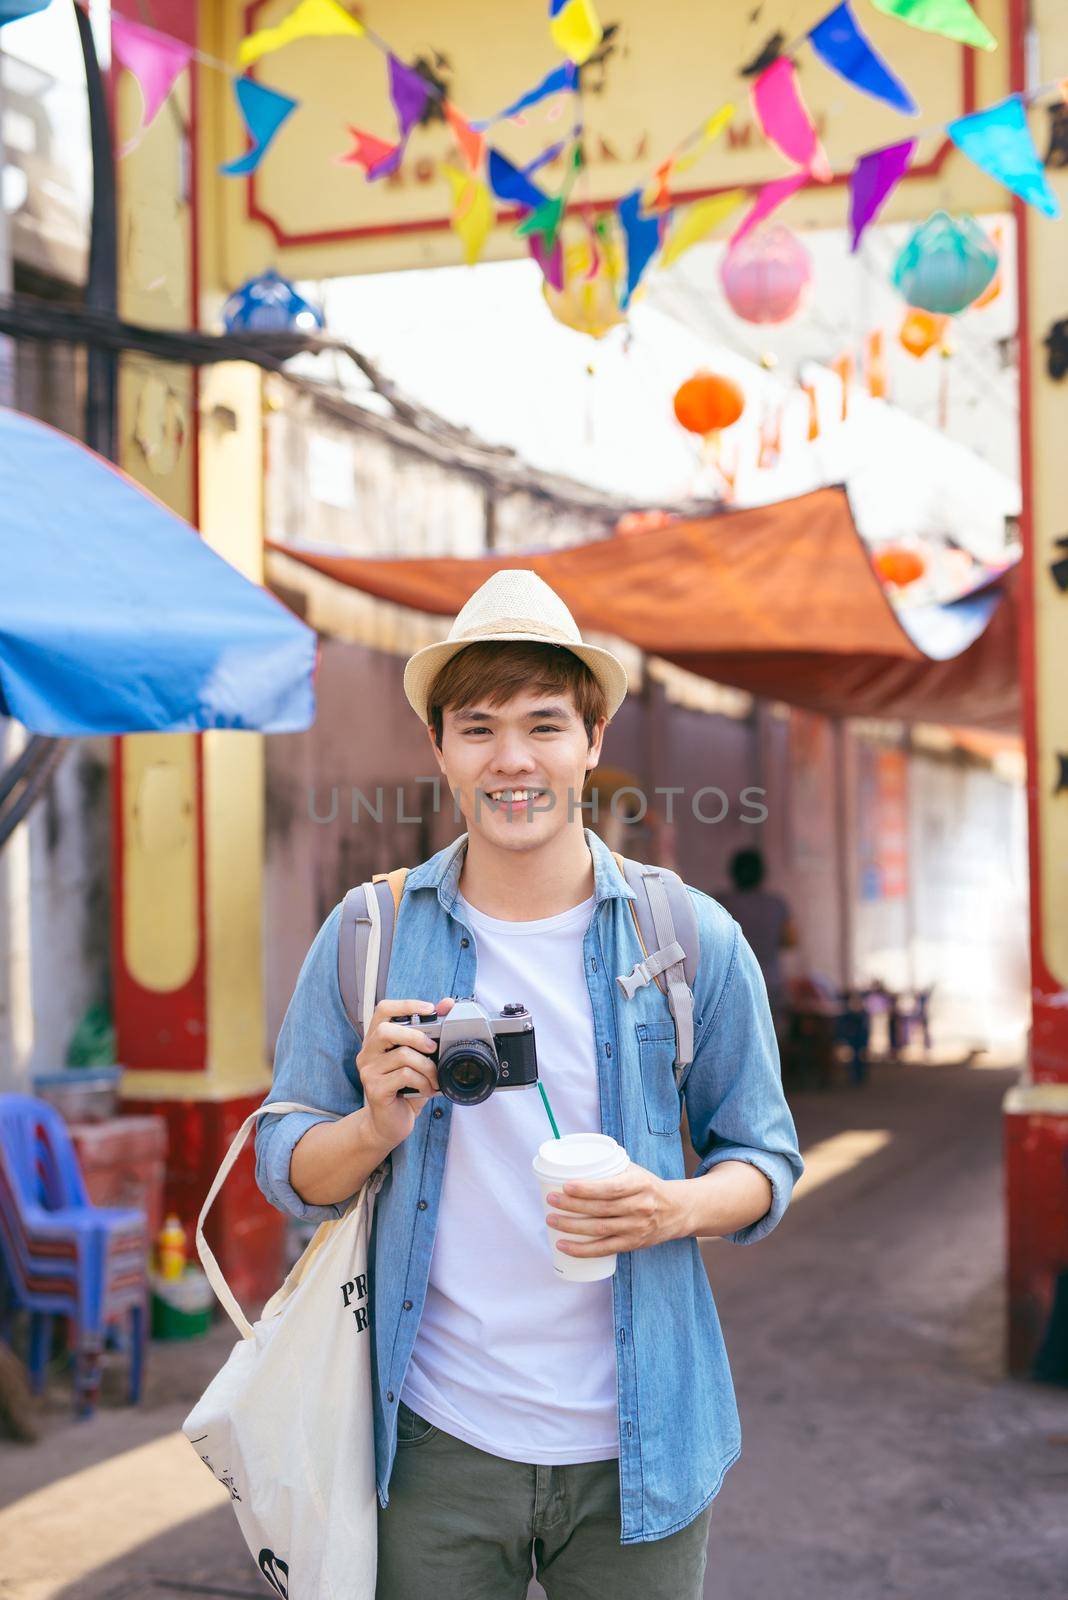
[457,826,596,921]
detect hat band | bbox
[452,616,579,645]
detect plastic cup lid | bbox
[533,1132,627,1181]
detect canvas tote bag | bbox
[182,1101,385,1600]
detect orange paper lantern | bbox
[899,307,949,360]
[673,371,745,438]
[874,546,926,587]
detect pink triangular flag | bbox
[729,171,807,250]
[112,15,193,133]
[751,57,831,182]
[337,126,400,174]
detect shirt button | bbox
[432,1107,443,1119]
[605,1042,613,1058]
[403,1300,413,1311]
[386,1391,395,1403]
[460,936,470,948]
[417,1199,428,1211]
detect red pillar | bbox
[1004,0,1068,1376]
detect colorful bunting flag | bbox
[220,78,299,176]
[472,63,577,131]
[550,0,603,65]
[529,235,565,292]
[388,55,431,141]
[659,191,746,270]
[523,138,569,177]
[867,0,996,52]
[516,195,566,246]
[849,139,916,250]
[445,103,485,172]
[548,0,569,14]
[237,0,364,69]
[808,2,918,116]
[337,126,401,176]
[488,149,549,211]
[947,95,1060,217]
[729,171,807,250]
[441,164,494,265]
[673,104,735,174]
[752,58,831,181]
[111,16,193,134]
[618,189,664,308]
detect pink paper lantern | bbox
[720,224,812,325]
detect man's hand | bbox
[357,997,454,1150]
[545,1164,692,1258]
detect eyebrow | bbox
[452,704,573,723]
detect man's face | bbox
[429,684,606,855]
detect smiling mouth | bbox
[483,788,548,806]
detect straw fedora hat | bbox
[403,569,629,724]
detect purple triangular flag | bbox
[388,55,431,141]
[849,140,916,251]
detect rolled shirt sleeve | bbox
[684,915,804,1245]
[255,903,366,1224]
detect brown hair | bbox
[427,641,608,749]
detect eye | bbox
[533,724,563,733]
[462,726,491,736]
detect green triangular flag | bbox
[868,0,996,51]
[516,194,565,245]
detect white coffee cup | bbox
[532,1133,630,1283]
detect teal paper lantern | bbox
[890,212,998,317]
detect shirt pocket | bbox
[635,1021,682,1136]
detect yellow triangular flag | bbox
[550,0,603,66]
[442,164,493,266]
[674,104,735,174]
[238,0,364,69]
[660,191,746,270]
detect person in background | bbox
[718,848,797,1034]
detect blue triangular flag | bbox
[809,2,917,116]
[0,0,52,21]
[472,62,577,131]
[221,77,299,177]
[618,189,664,308]
[488,148,548,211]
[947,95,1060,218]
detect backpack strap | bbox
[612,852,699,1085]
[338,868,409,1038]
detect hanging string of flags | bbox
[101,0,1064,330]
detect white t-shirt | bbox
[401,890,620,1464]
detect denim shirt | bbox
[255,830,803,1545]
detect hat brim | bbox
[404,632,629,725]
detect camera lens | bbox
[438,1038,498,1106]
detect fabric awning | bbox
[269,486,1018,732]
[1,409,316,735]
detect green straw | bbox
[538,1081,561,1139]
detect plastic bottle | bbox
[157,1213,187,1281]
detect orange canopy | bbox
[271,486,1019,731]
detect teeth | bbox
[488,789,543,802]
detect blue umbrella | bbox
[0,408,316,734]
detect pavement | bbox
[1,1054,1066,1600]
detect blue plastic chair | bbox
[0,1094,148,1416]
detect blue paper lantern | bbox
[222,269,324,334]
[890,211,998,317]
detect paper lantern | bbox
[719,224,812,325]
[890,211,998,316]
[542,234,627,340]
[673,371,745,438]
[222,268,324,333]
[898,307,949,359]
[874,546,926,587]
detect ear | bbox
[584,716,608,772]
[426,721,447,774]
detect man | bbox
[256,570,803,1599]
[718,847,798,1034]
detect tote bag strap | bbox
[195,1101,341,1340]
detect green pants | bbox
[376,1402,713,1600]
